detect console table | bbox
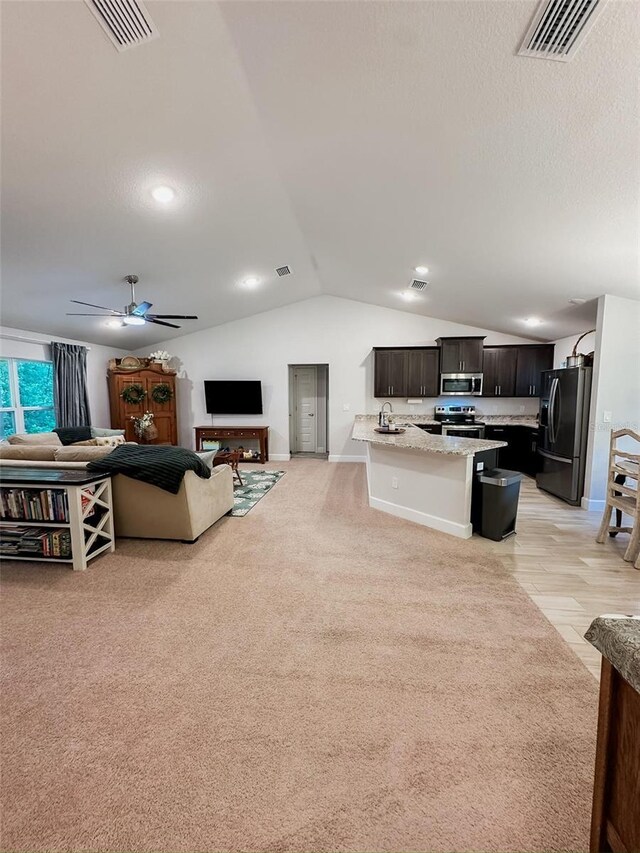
[194,426,269,464]
[0,468,115,571]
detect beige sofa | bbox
[0,444,234,543]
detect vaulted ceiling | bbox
[1,1,638,347]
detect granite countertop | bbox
[585,615,640,692]
[352,416,508,457]
[379,413,539,428]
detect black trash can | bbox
[472,468,522,541]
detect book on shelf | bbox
[0,525,71,558]
[0,488,70,522]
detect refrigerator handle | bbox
[548,377,559,445]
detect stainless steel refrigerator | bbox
[537,366,592,505]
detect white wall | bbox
[135,295,540,460]
[553,330,597,369]
[0,326,126,428]
[583,295,640,509]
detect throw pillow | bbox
[95,435,126,447]
[54,426,92,446]
[196,450,217,470]
[71,439,99,446]
[91,427,126,438]
[7,432,62,446]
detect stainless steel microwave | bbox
[440,373,483,396]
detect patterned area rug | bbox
[231,470,285,516]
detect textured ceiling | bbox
[1,1,638,347]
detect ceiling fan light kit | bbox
[66,275,199,330]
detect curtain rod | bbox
[0,333,91,350]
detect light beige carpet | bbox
[0,461,598,852]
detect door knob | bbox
[308,413,314,417]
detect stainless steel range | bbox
[434,405,485,439]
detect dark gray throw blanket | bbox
[87,444,211,494]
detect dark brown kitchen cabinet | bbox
[437,337,485,373]
[373,349,407,398]
[406,348,440,397]
[483,347,517,397]
[515,345,554,397]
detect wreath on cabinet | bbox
[151,382,174,405]
[120,383,147,405]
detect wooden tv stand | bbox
[194,426,269,464]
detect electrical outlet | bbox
[603,410,612,423]
[343,403,350,412]
[391,477,398,489]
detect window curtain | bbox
[51,343,92,427]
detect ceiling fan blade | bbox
[70,299,121,313]
[147,314,199,320]
[132,301,153,316]
[145,317,181,329]
[66,313,117,316]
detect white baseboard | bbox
[581,497,605,511]
[328,454,365,463]
[369,496,472,540]
[269,454,291,462]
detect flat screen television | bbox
[204,380,263,415]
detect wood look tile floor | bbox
[481,477,639,680]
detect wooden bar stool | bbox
[596,429,640,567]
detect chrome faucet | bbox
[379,401,393,428]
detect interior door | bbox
[294,366,317,452]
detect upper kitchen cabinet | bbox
[482,347,517,397]
[406,348,440,397]
[437,337,485,373]
[515,345,554,397]
[373,348,407,398]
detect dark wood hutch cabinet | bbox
[107,361,178,445]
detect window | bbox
[0,359,55,438]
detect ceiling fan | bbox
[67,275,199,329]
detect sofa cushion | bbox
[0,459,88,469]
[91,427,125,438]
[0,445,58,461]
[7,432,62,446]
[71,439,100,446]
[54,446,114,462]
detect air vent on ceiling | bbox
[275,265,291,277]
[84,0,159,52]
[410,279,428,291]
[518,0,608,61]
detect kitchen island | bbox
[352,415,507,539]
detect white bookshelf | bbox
[0,472,115,571]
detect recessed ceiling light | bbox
[123,314,146,326]
[414,265,429,275]
[524,317,542,326]
[241,276,260,289]
[569,297,587,305]
[151,185,175,203]
[106,319,123,328]
[399,290,418,301]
